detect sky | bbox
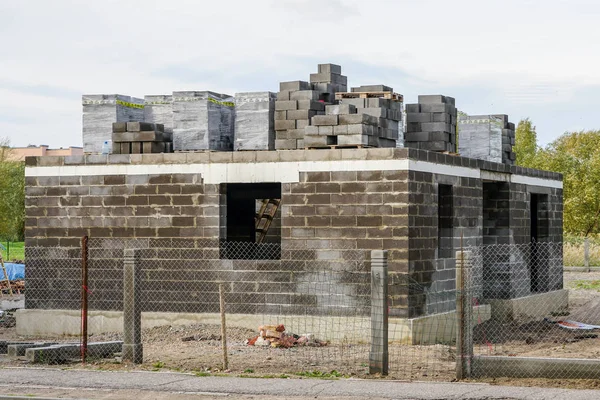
[1,0,599,149]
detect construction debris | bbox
[246,324,327,348]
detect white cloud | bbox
[1,0,599,147]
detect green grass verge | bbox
[0,241,24,262]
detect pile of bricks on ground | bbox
[246,324,327,348]
[274,64,348,150]
[458,113,515,165]
[112,122,173,154]
[405,95,457,152]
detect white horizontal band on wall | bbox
[25,159,562,189]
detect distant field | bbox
[0,242,24,262]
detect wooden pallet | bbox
[335,92,403,101]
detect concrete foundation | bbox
[487,289,569,322]
[26,341,123,363]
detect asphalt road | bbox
[0,367,599,400]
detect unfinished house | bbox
[20,63,563,338]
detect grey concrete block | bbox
[418,95,447,104]
[8,342,58,357]
[275,110,287,120]
[113,131,172,143]
[310,73,347,85]
[279,81,310,91]
[351,85,393,92]
[290,90,321,101]
[338,134,369,146]
[126,122,156,132]
[304,135,335,147]
[421,122,452,132]
[275,139,297,149]
[339,114,378,125]
[296,119,309,129]
[404,132,430,142]
[432,113,452,122]
[325,104,356,115]
[347,124,369,135]
[318,126,334,135]
[420,103,453,113]
[386,110,402,121]
[340,98,366,109]
[277,90,291,101]
[333,124,348,134]
[304,126,319,135]
[312,115,338,126]
[275,100,298,111]
[112,122,127,132]
[406,113,432,123]
[275,119,296,131]
[318,63,342,74]
[26,341,123,363]
[358,108,387,118]
[297,100,325,111]
[234,92,276,151]
[367,98,391,108]
[277,128,305,140]
[405,104,420,113]
[287,109,317,120]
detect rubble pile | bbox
[246,324,327,348]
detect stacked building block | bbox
[304,105,382,147]
[274,64,347,150]
[82,94,144,153]
[111,122,173,154]
[172,91,235,151]
[338,86,403,147]
[404,95,457,152]
[234,92,276,151]
[457,114,515,165]
[144,95,173,135]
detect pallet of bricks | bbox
[111,122,173,154]
[405,95,457,152]
[499,116,516,165]
[305,85,402,148]
[274,64,347,150]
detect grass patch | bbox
[570,280,600,291]
[0,241,24,262]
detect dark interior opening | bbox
[220,182,281,260]
[530,193,550,292]
[438,184,453,259]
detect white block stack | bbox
[234,92,276,150]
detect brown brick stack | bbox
[112,122,173,154]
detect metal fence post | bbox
[369,250,388,375]
[81,235,88,364]
[123,249,143,364]
[585,238,590,272]
[456,249,473,379]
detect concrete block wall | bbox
[82,94,145,153]
[24,148,563,318]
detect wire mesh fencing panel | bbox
[82,238,371,375]
[468,241,600,379]
[387,274,459,381]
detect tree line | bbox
[0,138,25,242]
[514,120,600,237]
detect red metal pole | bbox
[81,236,89,364]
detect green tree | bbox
[541,130,600,236]
[0,138,25,241]
[514,118,539,168]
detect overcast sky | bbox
[1,0,598,149]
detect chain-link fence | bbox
[12,238,600,381]
[19,238,373,375]
[468,241,600,379]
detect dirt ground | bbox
[1,271,600,387]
